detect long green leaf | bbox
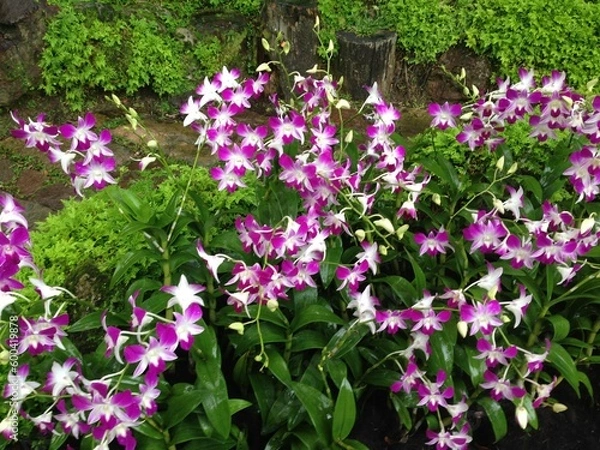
[547,315,570,342]
[332,378,356,441]
[266,348,293,386]
[428,319,457,375]
[478,397,507,442]
[196,358,231,439]
[290,304,345,332]
[320,236,343,288]
[290,381,333,444]
[548,342,580,396]
[162,390,204,429]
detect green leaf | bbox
[332,378,356,441]
[547,315,570,342]
[320,236,343,288]
[109,187,153,223]
[290,381,333,444]
[196,358,231,439]
[325,359,347,389]
[548,342,580,396]
[428,319,457,375]
[290,304,345,332]
[163,389,204,429]
[291,330,329,352]
[324,324,370,360]
[69,311,104,332]
[519,175,543,203]
[193,322,220,363]
[135,420,165,441]
[478,397,507,442]
[266,347,293,386]
[249,372,278,424]
[341,440,370,450]
[229,399,252,415]
[49,433,69,450]
[111,248,158,287]
[373,276,417,306]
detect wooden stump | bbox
[263,0,319,96]
[334,31,397,102]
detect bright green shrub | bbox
[27,164,257,308]
[380,0,460,63]
[458,0,600,88]
[41,1,256,109]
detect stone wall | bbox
[0,0,56,107]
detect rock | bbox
[0,0,57,106]
[0,0,38,25]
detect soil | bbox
[2,90,599,450]
[351,365,600,450]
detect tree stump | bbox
[334,31,397,102]
[263,0,319,96]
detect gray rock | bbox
[0,0,38,25]
[0,0,56,106]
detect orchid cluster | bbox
[430,68,600,202]
[2,62,600,450]
[185,66,599,448]
[10,112,117,196]
[1,226,206,449]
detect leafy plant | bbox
[3,45,600,450]
[457,0,600,89]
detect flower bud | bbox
[336,99,351,110]
[463,86,470,96]
[281,41,291,55]
[496,155,505,171]
[432,193,441,205]
[126,114,138,130]
[327,39,335,54]
[460,67,466,81]
[306,64,319,74]
[515,405,528,429]
[374,218,395,234]
[147,139,158,148]
[395,224,409,240]
[457,321,468,338]
[261,38,271,52]
[127,107,139,119]
[111,94,122,106]
[552,403,568,413]
[256,62,272,72]
[314,15,320,29]
[254,354,262,362]
[580,214,596,234]
[378,245,388,256]
[228,322,245,335]
[459,112,473,121]
[344,130,354,143]
[139,156,157,171]
[355,229,366,241]
[507,162,518,175]
[0,349,9,365]
[493,197,505,214]
[586,77,598,92]
[472,85,480,97]
[267,299,279,312]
